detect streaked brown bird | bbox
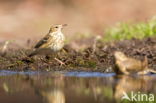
[114,51,156,75]
[29,24,67,65]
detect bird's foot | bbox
[54,58,65,66]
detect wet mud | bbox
[0,37,156,72]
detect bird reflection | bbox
[23,75,65,103]
[0,73,156,103]
[41,89,65,103]
[113,75,155,101]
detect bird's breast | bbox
[49,32,65,52]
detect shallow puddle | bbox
[0,70,156,103]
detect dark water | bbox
[0,70,156,103]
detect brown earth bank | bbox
[0,37,156,72]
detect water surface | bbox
[0,70,156,103]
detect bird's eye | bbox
[55,26,58,28]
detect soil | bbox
[0,37,156,72]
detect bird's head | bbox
[114,51,127,61]
[49,24,67,33]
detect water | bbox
[0,70,156,103]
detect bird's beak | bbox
[62,24,67,27]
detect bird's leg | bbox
[54,57,65,66]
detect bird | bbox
[29,24,67,65]
[114,51,156,75]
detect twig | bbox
[1,40,14,53]
[92,35,101,54]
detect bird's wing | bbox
[34,34,52,49]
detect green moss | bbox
[75,56,97,68]
[103,17,156,41]
[16,61,24,65]
[85,60,97,68]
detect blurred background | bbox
[1,0,156,47]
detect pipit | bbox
[29,24,67,65]
[114,51,156,75]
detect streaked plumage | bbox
[114,51,156,75]
[29,24,66,57]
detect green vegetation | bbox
[103,17,156,41]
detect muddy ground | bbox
[0,37,156,72]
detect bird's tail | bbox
[28,50,37,57]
